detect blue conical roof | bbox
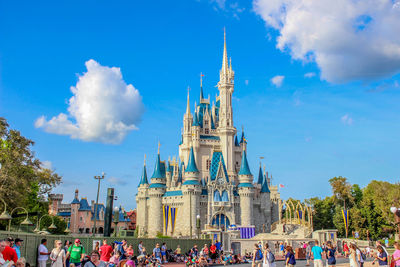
[200,86,204,100]
[238,150,252,176]
[185,147,199,173]
[257,165,263,184]
[151,154,165,179]
[138,163,148,186]
[261,174,271,193]
[234,135,240,146]
[193,111,200,126]
[177,162,184,184]
[240,130,247,144]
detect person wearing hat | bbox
[12,238,23,259]
[66,239,86,267]
[3,237,18,263]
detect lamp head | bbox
[0,210,12,220]
[48,222,57,230]
[21,217,33,225]
[391,207,398,214]
[196,215,201,219]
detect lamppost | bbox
[0,199,12,221]
[196,214,201,239]
[8,207,32,231]
[34,214,57,234]
[113,206,120,237]
[390,206,400,241]
[93,172,105,236]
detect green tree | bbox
[307,197,335,230]
[329,176,354,209]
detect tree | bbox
[329,176,354,209]
[0,117,61,230]
[307,197,335,230]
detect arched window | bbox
[213,191,222,202]
[221,191,229,202]
[211,213,230,229]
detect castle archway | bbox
[211,213,230,230]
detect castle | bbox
[136,32,280,238]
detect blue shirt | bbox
[378,251,388,266]
[286,252,296,265]
[312,246,323,260]
[216,242,221,250]
[13,245,21,258]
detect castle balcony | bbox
[213,201,231,208]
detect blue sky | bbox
[1,0,400,210]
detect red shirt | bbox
[99,244,113,262]
[3,246,18,262]
[210,245,216,254]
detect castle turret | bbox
[260,171,271,231]
[70,189,80,233]
[257,163,264,186]
[147,147,166,237]
[237,149,254,226]
[136,155,149,237]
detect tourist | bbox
[64,240,71,267]
[127,245,134,257]
[3,237,18,263]
[326,241,336,267]
[99,239,113,264]
[161,242,167,263]
[38,239,51,267]
[376,241,388,255]
[174,245,182,258]
[263,243,275,267]
[117,240,128,260]
[349,244,359,267]
[12,238,23,259]
[252,243,263,267]
[215,240,221,255]
[201,244,209,259]
[343,241,349,256]
[94,242,100,252]
[311,240,323,267]
[66,239,86,267]
[153,243,162,264]
[285,246,296,267]
[15,257,26,267]
[109,251,121,267]
[125,260,135,267]
[306,242,311,266]
[1,240,13,267]
[50,240,66,267]
[354,244,365,267]
[279,242,285,256]
[138,241,144,256]
[373,246,388,267]
[83,251,107,267]
[393,242,400,267]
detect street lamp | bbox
[8,207,33,231]
[390,206,400,240]
[196,214,201,239]
[93,172,105,236]
[34,214,57,233]
[113,206,120,237]
[0,199,12,220]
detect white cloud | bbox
[107,177,127,186]
[271,75,285,87]
[341,114,354,125]
[304,72,316,78]
[41,161,53,170]
[254,0,400,83]
[35,59,144,144]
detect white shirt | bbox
[38,244,49,261]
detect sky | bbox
[1,0,400,210]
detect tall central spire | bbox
[186,87,191,115]
[222,27,229,76]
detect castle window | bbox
[80,217,82,222]
[205,128,209,134]
[205,120,208,126]
[206,160,211,170]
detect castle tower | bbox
[147,147,166,237]
[70,189,80,233]
[48,193,63,216]
[182,146,201,237]
[217,30,236,175]
[181,88,193,163]
[237,149,254,226]
[136,156,149,237]
[260,171,272,231]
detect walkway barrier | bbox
[0,231,211,266]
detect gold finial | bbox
[158,141,161,154]
[144,154,146,166]
[200,72,203,88]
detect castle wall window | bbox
[206,160,211,170]
[221,191,229,202]
[205,128,209,134]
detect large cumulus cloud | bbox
[253,0,400,83]
[35,59,144,144]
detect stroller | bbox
[166,249,175,262]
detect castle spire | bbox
[186,87,191,115]
[138,154,148,186]
[221,27,229,77]
[238,148,252,176]
[185,146,199,173]
[257,163,263,184]
[261,173,271,193]
[200,72,204,100]
[151,144,165,179]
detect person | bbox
[15,257,26,267]
[373,246,388,267]
[253,243,263,267]
[354,244,364,267]
[12,238,23,259]
[127,245,134,257]
[50,240,66,267]
[99,239,112,264]
[263,243,275,267]
[191,245,199,258]
[138,241,144,256]
[38,239,51,267]
[109,251,120,267]
[376,241,388,256]
[326,241,336,267]
[94,242,100,252]
[117,240,128,260]
[306,242,312,266]
[1,240,13,267]
[153,243,162,264]
[124,260,135,267]
[64,241,71,267]
[201,244,209,260]
[343,241,349,256]
[175,245,182,257]
[161,243,167,263]
[393,242,400,267]
[312,240,324,267]
[66,239,85,267]
[279,242,285,257]
[285,246,296,267]
[349,244,359,267]
[83,251,107,267]
[3,237,18,263]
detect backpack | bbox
[268,251,275,263]
[255,249,263,260]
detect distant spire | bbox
[151,146,165,179]
[238,148,252,176]
[240,126,247,144]
[257,163,263,184]
[234,135,240,146]
[261,173,271,193]
[221,27,229,77]
[185,146,199,173]
[200,72,204,100]
[193,110,200,126]
[138,154,148,186]
[186,87,191,115]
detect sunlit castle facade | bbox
[136,32,280,238]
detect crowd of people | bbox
[2,236,400,267]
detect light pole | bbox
[34,214,57,233]
[113,206,120,237]
[93,172,105,236]
[196,214,201,239]
[8,207,32,231]
[390,206,400,241]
